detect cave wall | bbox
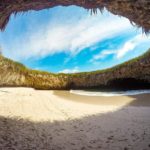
[0,50,150,90]
[0,1,150,90]
[0,0,150,32]
[67,51,150,90]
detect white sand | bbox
[0,87,150,150]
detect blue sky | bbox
[0,6,150,73]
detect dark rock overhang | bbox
[0,0,150,32]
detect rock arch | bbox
[0,0,150,32]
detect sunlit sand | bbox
[0,87,150,150]
[0,88,136,121]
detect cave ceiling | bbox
[0,0,150,32]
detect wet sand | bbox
[0,88,150,150]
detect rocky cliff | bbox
[0,0,150,32]
[68,50,150,90]
[0,55,69,89]
[0,49,150,90]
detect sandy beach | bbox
[0,88,150,150]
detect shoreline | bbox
[54,90,150,107]
[70,89,150,96]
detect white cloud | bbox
[116,42,135,58]
[90,34,150,63]
[7,10,133,60]
[116,34,150,58]
[59,66,79,73]
[90,50,116,62]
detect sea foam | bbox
[70,89,150,97]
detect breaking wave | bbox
[70,89,150,97]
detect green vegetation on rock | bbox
[0,49,150,90]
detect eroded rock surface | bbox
[0,0,150,32]
[0,49,150,90]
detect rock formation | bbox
[0,1,150,90]
[0,49,150,90]
[68,50,150,90]
[0,0,150,32]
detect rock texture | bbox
[69,53,150,90]
[0,0,150,32]
[0,49,150,90]
[0,55,69,89]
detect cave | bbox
[107,78,150,91]
[0,0,150,90]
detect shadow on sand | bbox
[0,93,150,150]
[54,90,150,107]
